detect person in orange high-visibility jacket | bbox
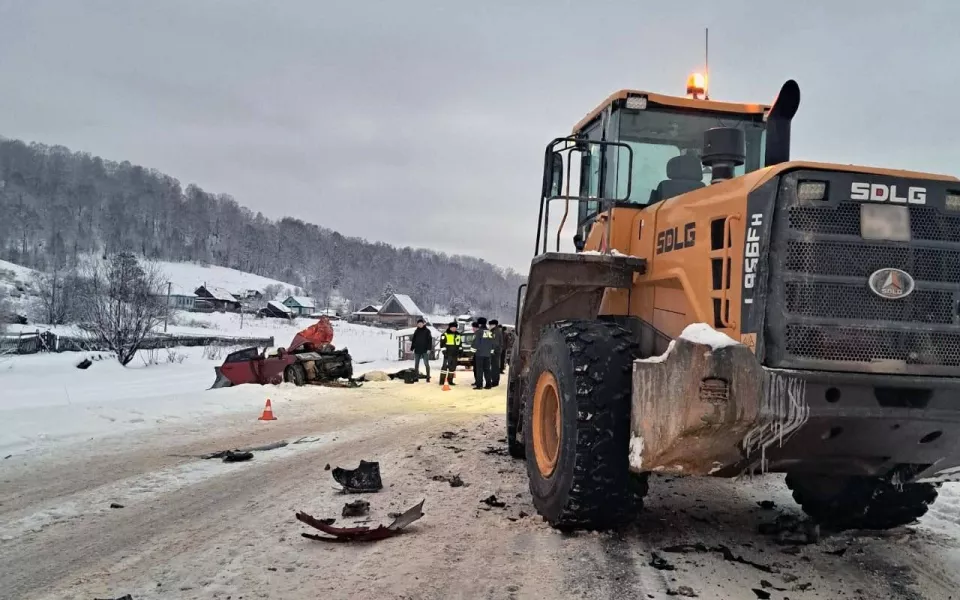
[438,322,462,386]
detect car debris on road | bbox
[296,500,425,543]
[342,499,370,517]
[480,494,506,508]
[431,474,465,487]
[332,460,383,493]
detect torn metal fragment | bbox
[297,500,425,543]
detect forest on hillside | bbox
[0,138,524,320]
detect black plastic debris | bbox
[94,596,133,600]
[109,502,125,509]
[662,543,777,574]
[752,590,771,599]
[222,450,254,463]
[76,358,93,370]
[482,446,508,456]
[342,499,370,517]
[441,431,458,439]
[324,463,331,471]
[332,460,383,493]
[431,474,465,488]
[481,495,506,508]
[649,553,675,571]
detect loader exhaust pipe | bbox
[764,79,801,167]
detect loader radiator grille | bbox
[785,324,960,367]
[789,204,960,243]
[785,240,960,283]
[784,281,956,325]
[766,171,960,375]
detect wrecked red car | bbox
[210,318,354,388]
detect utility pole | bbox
[164,281,172,333]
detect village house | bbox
[154,284,197,311]
[259,300,294,319]
[282,296,316,317]
[351,304,382,323]
[377,294,424,328]
[194,286,241,312]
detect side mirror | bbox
[542,152,564,197]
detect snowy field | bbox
[1,314,406,457]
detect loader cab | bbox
[572,91,770,240]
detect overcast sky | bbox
[0,1,957,271]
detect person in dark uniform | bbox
[472,317,494,389]
[410,318,433,382]
[438,322,461,386]
[488,319,504,387]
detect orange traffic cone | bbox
[258,398,277,421]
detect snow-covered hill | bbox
[0,258,41,316]
[152,260,299,299]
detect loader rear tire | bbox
[786,473,940,530]
[523,320,642,530]
[284,364,306,387]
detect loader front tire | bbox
[523,320,642,530]
[786,473,940,530]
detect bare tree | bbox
[0,285,9,335]
[32,266,73,324]
[79,253,169,366]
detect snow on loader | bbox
[507,74,960,533]
[211,318,354,388]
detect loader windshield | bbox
[608,107,766,205]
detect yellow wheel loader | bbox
[506,77,959,531]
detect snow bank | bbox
[679,323,740,349]
[0,320,400,455]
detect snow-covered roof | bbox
[284,296,316,308]
[153,283,196,297]
[424,313,456,324]
[381,294,422,316]
[267,300,292,313]
[354,304,382,314]
[198,286,238,302]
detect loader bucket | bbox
[210,366,234,389]
[630,333,809,476]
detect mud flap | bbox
[209,367,233,389]
[630,337,810,476]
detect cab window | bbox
[608,107,766,205]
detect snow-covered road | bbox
[3,378,960,599]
